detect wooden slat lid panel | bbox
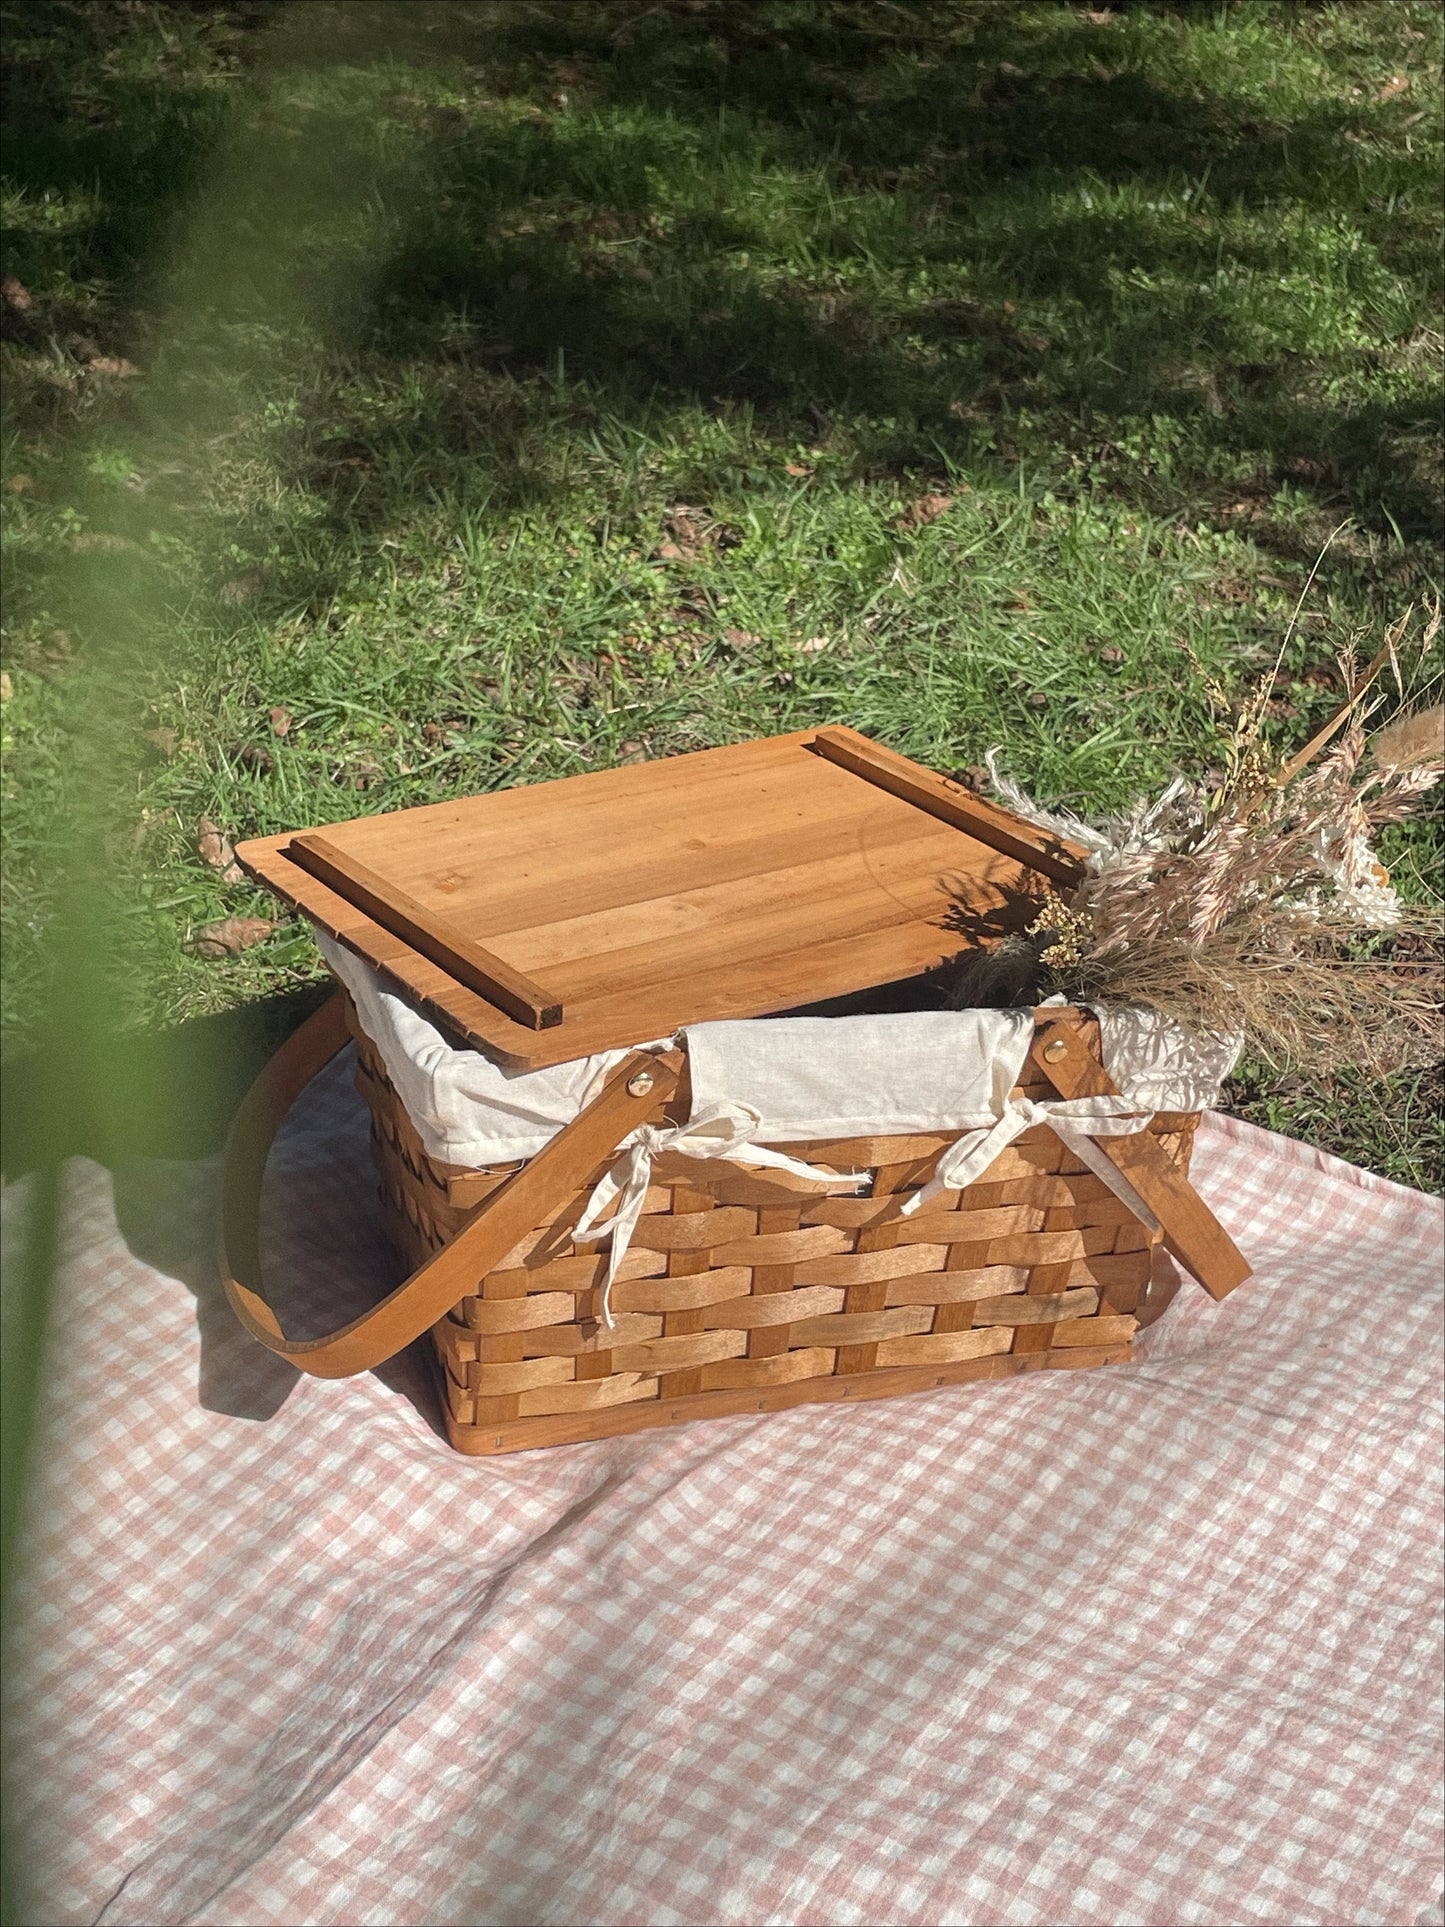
[236,727,1083,1068]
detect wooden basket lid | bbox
[235,726,1085,1070]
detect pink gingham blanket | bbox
[5,1052,1442,1927]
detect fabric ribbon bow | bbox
[573,1103,868,1330]
[899,1092,1163,1229]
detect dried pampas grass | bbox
[1371,703,1444,777]
[952,602,1444,1078]
[1056,908,1443,1074]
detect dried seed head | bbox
[1370,705,1445,777]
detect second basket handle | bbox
[1030,1012,1251,1300]
[218,990,685,1379]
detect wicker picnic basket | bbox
[221,728,1248,1455]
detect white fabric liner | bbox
[318,932,1239,1168]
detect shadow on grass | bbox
[0,0,266,312]
[3,1,1439,555]
[342,5,1439,540]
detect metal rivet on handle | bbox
[626,1070,655,1097]
[1042,1037,1069,1062]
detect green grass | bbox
[1,0,1442,1181]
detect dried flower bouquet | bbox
[951,607,1444,1076]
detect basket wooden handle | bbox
[1030,1013,1251,1300]
[218,990,684,1378]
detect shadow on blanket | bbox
[108,1050,447,1438]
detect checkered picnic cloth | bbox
[4,1050,1442,1927]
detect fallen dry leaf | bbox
[7,474,32,493]
[0,671,12,702]
[654,504,733,564]
[721,626,762,651]
[196,815,239,874]
[144,725,178,759]
[269,705,292,737]
[895,493,954,531]
[1378,75,1410,101]
[192,916,273,960]
[1028,690,1049,707]
[784,463,812,477]
[336,755,383,791]
[87,356,141,379]
[1100,645,1125,665]
[797,636,830,654]
[229,740,275,775]
[1,275,31,311]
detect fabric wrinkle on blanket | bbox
[4,1038,1442,1927]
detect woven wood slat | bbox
[700,1285,845,1329]
[886,1207,1048,1246]
[628,1207,756,1251]
[655,1180,719,1398]
[703,1224,854,1267]
[817,1245,959,1291]
[515,1373,658,1417]
[698,1346,838,1390]
[609,1267,755,1313]
[1054,1314,1137,1347]
[885,1267,1028,1305]
[875,1327,1014,1367]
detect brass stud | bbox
[1042,1036,1069,1062]
[626,1070,656,1097]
